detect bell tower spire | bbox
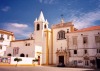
[38,11,45,22]
[34,11,49,31]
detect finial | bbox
[60,14,64,23]
[35,18,37,22]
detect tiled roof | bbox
[0,29,14,35]
[11,39,34,42]
[52,22,74,29]
[72,26,100,33]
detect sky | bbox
[0,0,100,39]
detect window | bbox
[83,37,88,44]
[25,43,30,46]
[73,37,77,45]
[0,34,4,40]
[74,50,77,54]
[95,36,100,43]
[7,35,9,39]
[57,30,66,40]
[25,44,27,46]
[67,29,69,33]
[97,49,100,53]
[37,24,40,30]
[44,24,46,29]
[13,47,19,56]
[84,50,87,54]
[1,34,3,38]
[0,45,2,49]
[26,54,28,57]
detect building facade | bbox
[0,29,15,56]
[2,11,100,68]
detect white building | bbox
[66,26,100,68]
[0,29,15,56]
[3,11,100,68]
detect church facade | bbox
[3,11,100,68]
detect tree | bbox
[33,58,38,62]
[14,58,22,66]
[32,58,38,65]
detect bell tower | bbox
[33,11,51,65]
[34,11,48,32]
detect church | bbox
[1,11,100,68]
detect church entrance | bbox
[59,56,64,64]
[56,47,68,66]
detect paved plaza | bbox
[0,66,100,71]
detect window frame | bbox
[44,24,46,29]
[0,45,2,49]
[57,30,66,40]
[83,37,88,44]
[73,36,77,45]
[84,50,87,54]
[95,36,100,43]
[74,50,77,54]
[37,24,40,31]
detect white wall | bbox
[0,33,14,56]
[10,57,34,64]
[6,40,35,57]
[53,27,71,64]
[66,30,100,67]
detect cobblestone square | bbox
[0,66,99,71]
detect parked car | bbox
[57,62,65,67]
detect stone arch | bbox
[44,24,46,29]
[20,53,25,57]
[37,24,40,30]
[7,53,12,56]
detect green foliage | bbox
[14,58,22,62]
[33,58,38,62]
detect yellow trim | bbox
[71,26,74,32]
[46,30,49,65]
[0,64,35,66]
[51,29,53,64]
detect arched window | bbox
[7,53,12,56]
[20,53,25,57]
[57,30,66,40]
[37,24,40,30]
[44,24,46,29]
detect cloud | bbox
[57,6,100,29]
[1,6,10,12]
[73,10,100,29]
[5,23,32,39]
[39,0,57,4]
[39,0,42,3]
[10,23,28,28]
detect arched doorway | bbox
[56,47,68,66]
[7,53,12,56]
[20,53,25,57]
